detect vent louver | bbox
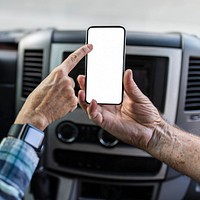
[185,57,200,111]
[22,49,43,98]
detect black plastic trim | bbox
[52,30,182,48]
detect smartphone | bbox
[85,26,126,104]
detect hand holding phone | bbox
[86,26,126,104]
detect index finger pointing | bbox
[61,44,93,75]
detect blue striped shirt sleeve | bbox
[0,137,39,200]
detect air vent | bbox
[22,49,43,98]
[185,57,200,111]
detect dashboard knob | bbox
[98,129,119,147]
[56,122,79,143]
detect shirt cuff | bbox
[0,137,39,197]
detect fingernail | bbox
[87,44,93,50]
[128,69,133,78]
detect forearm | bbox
[147,119,200,182]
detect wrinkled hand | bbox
[15,44,93,130]
[78,69,161,150]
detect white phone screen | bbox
[86,26,126,104]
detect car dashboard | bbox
[1,29,200,199]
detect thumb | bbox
[124,69,146,102]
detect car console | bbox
[15,29,200,199]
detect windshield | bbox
[0,0,199,35]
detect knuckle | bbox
[72,46,87,61]
[66,87,75,97]
[69,53,78,63]
[64,77,75,88]
[71,98,78,107]
[67,92,77,106]
[80,46,87,55]
[78,47,89,60]
[53,67,65,78]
